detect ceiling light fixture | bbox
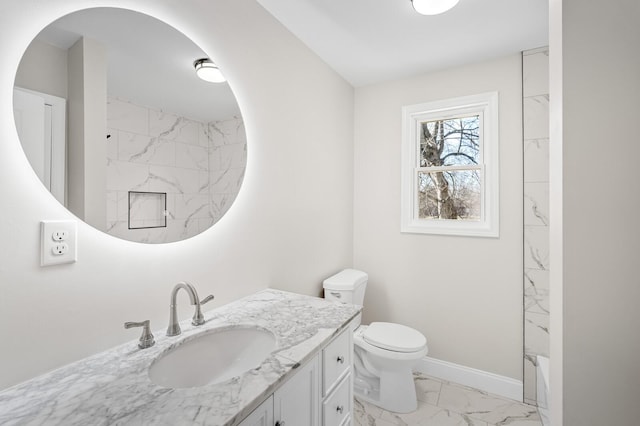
[194,58,226,83]
[410,0,459,15]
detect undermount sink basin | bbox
[149,326,277,388]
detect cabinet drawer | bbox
[323,328,351,395]
[323,373,351,426]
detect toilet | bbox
[323,269,428,413]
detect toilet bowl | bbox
[353,322,428,413]
[323,269,428,413]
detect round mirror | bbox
[13,7,246,243]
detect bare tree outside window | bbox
[417,116,481,220]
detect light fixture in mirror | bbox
[13,7,246,244]
[194,58,226,83]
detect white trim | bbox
[523,46,549,56]
[416,164,482,173]
[401,92,499,237]
[414,356,523,402]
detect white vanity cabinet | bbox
[239,396,274,426]
[239,321,355,426]
[274,355,320,425]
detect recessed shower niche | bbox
[13,7,246,243]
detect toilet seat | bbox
[354,324,428,362]
[363,322,427,353]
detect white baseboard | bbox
[414,356,523,402]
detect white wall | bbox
[353,55,523,380]
[550,0,640,424]
[68,37,108,230]
[0,0,354,390]
[14,39,68,99]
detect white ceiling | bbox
[255,0,549,87]
[32,2,548,122]
[36,8,241,123]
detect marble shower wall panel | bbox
[524,269,550,315]
[106,98,148,135]
[149,110,200,144]
[208,118,247,223]
[524,227,550,270]
[210,118,246,147]
[522,47,550,405]
[524,139,549,183]
[523,50,550,98]
[523,96,550,140]
[524,183,549,226]
[105,98,246,243]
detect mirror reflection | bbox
[14,7,246,243]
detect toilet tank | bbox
[323,269,368,305]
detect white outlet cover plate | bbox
[41,220,77,266]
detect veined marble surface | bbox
[106,98,246,244]
[522,47,550,405]
[0,289,361,426]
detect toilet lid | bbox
[363,322,427,353]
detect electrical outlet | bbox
[52,230,68,241]
[51,243,68,255]
[41,221,77,266]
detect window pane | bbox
[417,170,481,220]
[419,115,480,167]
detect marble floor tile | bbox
[356,396,487,426]
[437,382,540,425]
[378,401,489,426]
[415,375,442,405]
[355,374,543,426]
[355,397,390,425]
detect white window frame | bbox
[401,92,499,237]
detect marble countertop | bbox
[0,289,361,426]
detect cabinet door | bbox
[274,355,320,426]
[239,396,273,426]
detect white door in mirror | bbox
[41,221,77,266]
[14,88,66,205]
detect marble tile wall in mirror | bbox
[106,98,246,243]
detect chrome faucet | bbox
[166,281,214,336]
[124,319,155,349]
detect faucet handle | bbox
[124,320,155,349]
[201,294,215,305]
[192,294,215,326]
